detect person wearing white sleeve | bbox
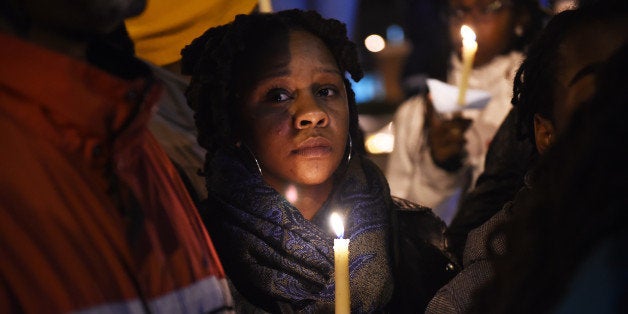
[388,51,521,223]
[386,0,546,223]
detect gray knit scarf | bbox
[203,149,394,313]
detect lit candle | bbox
[258,0,273,13]
[330,212,350,314]
[457,25,478,106]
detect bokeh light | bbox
[364,34,386,52]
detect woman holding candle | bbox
[182,9,457,313]
[386,0,547,224]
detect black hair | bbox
[511,9,575,143]
[181,9,363,177]
[512,6,627,145]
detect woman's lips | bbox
[293,137,333,157]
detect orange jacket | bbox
[0,32,230,313]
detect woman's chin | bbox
[293,162,340,185]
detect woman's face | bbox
[240,30,349,192]
[449,0,519,66]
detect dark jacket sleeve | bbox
[387,197,459,313]
[446,108,536,262]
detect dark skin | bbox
[535,18,628,154]
[427,0,525,168]
[448,0,522,67]
[239,31,350,220]
[426,99,472,169]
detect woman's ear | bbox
[534,113,555,155]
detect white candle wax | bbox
[330,213,350,314]
[457,25,478,106]
[334,238,350,314]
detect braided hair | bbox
[511,9,571,144]
[511,6,627,145]
[181,9,363,178]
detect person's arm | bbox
[412,142,472,208]
[413,95,474,210]
[386,96,425,199]
[388,197,459,313]
[387,95,473,209]
[447,108,536,261]
[424,96,472,172]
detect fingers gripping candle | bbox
[457,25,478,106]
[331,213,350,314]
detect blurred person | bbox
[446,1,628,261]
[124,0,257,204]
[386,0,547,224]
[182,9,457,313]
[0,0,232,312]
[472,39,628,314]
[425,7,628,312]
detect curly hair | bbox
[181,9,363,177]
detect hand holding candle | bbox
[331,213,350,314]
[457,25,478,106]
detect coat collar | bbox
[0,31,160,141]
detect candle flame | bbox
[330,212,345,239]
[460,25,476,42]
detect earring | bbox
[514,25,524,37]
[242,142,262,177]
[347,135,353,165]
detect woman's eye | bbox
[265,88,292,103]
[317,87,337,98]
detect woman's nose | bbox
[293,95,329,129]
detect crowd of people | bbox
[1,0,626,313]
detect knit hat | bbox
[125,0,257,66]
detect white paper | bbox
[426,78,491,114]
